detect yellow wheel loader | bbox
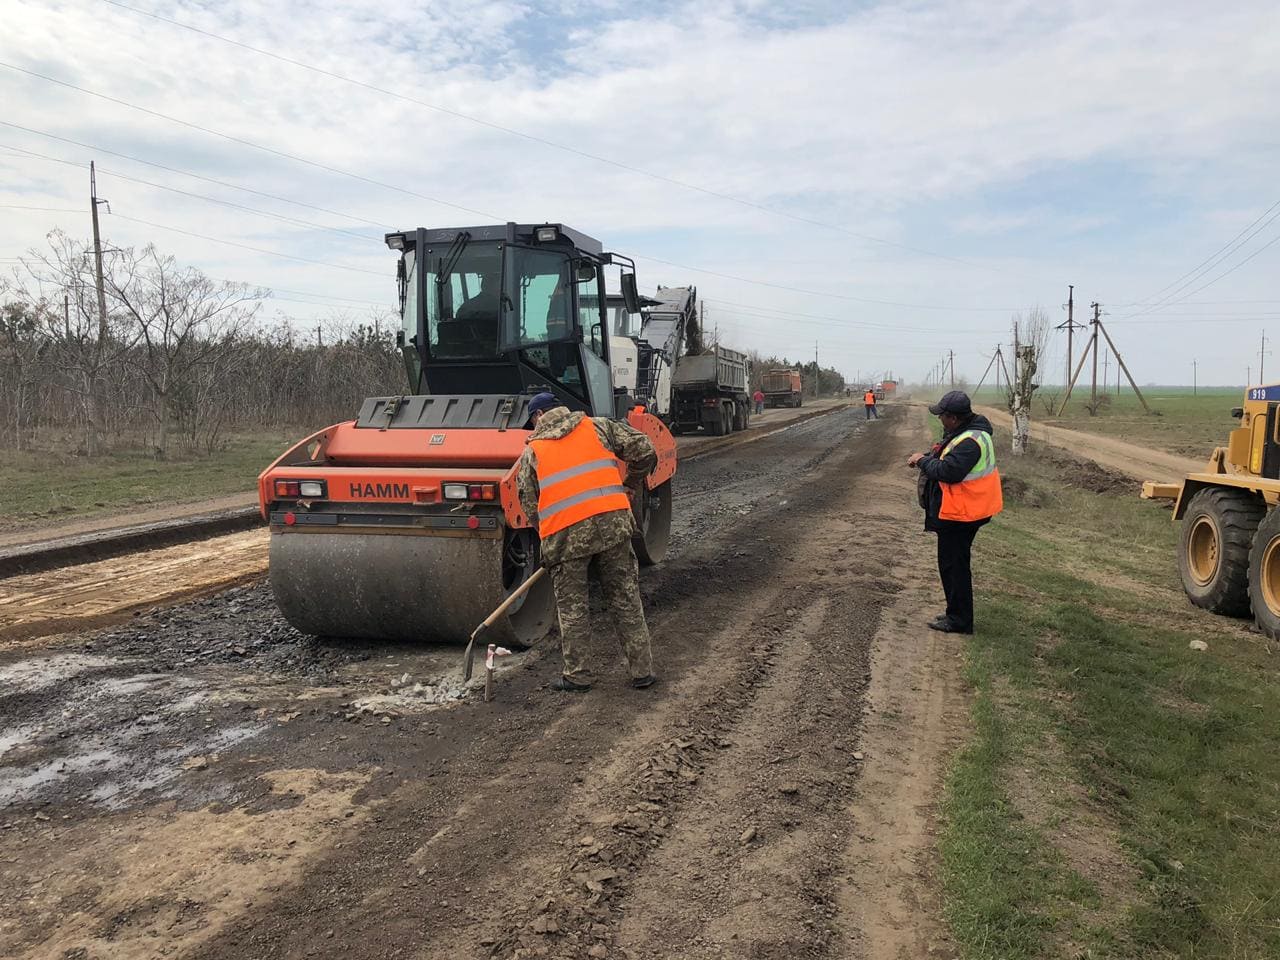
[1143,386,1280,637]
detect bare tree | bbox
[9,232,137,454]
[1005,306,1051,456]
[0,295,49,451]
[107,245,266,459]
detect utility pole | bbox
[1193,359,1198,396]
[1261,330,1269,384]
[1089,302,1101,406]
[1056,284,1082,389]
[1101,348,1110,394]
[89,161,109,345]
[316,324,323,347]
[948,349,955,387]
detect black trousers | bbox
[936,523,980,631]
[865,404,878,419]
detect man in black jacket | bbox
[907,390,1002,634]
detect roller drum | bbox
[269,530,555,645]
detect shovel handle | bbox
[463,567,547,682]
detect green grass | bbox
[940,448,1280,959]
[964,386,1243,460]
[0,431,297,526]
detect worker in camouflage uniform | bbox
[516,392,658,692]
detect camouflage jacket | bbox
[516,407,658,566]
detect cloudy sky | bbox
[2,0,1278,385]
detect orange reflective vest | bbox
[938,429,1003,522]
[864,392,876,405]
[530,418,632,537]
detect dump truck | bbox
[761,368,803,408]
[671,345,752,435]
[258,222,677,645]
[1142,384,1280,638]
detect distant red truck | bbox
[762,369,803,408]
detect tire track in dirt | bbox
[173,409,890,960]
[2,408,968,960]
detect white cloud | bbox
[0,0,1277,382]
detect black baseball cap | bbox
[928,390,972,416]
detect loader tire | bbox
[1248,507,1280,638]
[1179,487,1263,617]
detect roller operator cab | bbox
[258,223,677,646]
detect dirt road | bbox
[0,405,961,960]
[975,405,1201,481]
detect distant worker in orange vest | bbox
[907,391,1003,634]
[863,388,878,420]
[516,392,659,692]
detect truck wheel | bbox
[708,407,725,436]
[1179,487,1263,616]
[1249,507,1280,637]
[722,405,734,434]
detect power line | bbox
[1121,199,1280,308]
[701,299,1005,336]
[97,0,1052,284]
[109,213,385,275]
[0,61,498,222]
[1114,201,1280,321]
[0,121,392,230]
[635,253,1021,309]
[0,66,1055,311]
[0,203,83,212]
[1,142,381,244]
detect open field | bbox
[965,386,1242,461]
[942,446,1280,959]
[0,432,296,530]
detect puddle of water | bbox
[0,749,123,805]
[90,723,262,810]
[0,654,120,694]
[0,723,41,759]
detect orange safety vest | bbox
[530,418,632,537]
[938,429,1003,522]
[864,392,876,404]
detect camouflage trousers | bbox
[549,539,653,682]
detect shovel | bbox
[462,567,547,683]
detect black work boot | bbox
[550,676,591,692]
[631,675,658,689]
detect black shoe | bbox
[927,619,973,635]
[631,674,658,689]
[550,676,592,692]
[930,613,949,625]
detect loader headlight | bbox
[535,226,558,242]
[443,483,468,500]
[298,481,325,498]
